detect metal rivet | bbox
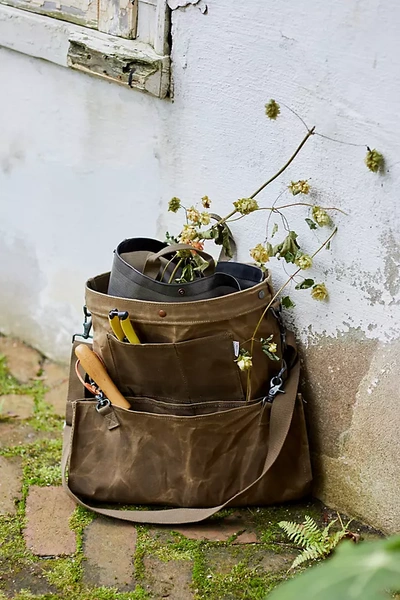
[258,290,265,299]
[178,288,185,296]
[158,310,167,317]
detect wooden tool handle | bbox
[75,344,131,410]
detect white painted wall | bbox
[1,0,399,360]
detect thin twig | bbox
[209,128,315,231]
[250,127,315,199]
[160,255,178,281]
[280,101,310,132]
[246,227,338,401]
[314,132,367,148]
[266,190,286,241]
[275,202,348,215]
[167,258,184,283]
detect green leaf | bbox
[260,335,274,344]
[305,218,318,230]
[267,535,400,600]
[213,224,233,258]
[266,242,274,256]
[326,240,331,250]
[281,296,295,309]
[262,349,280,361]
[221,227,233,259]
[199,228,216,240]
[284,251,295,264]
[295,278,315,290]
[272,223,279,238]
[175,263,195,283]
[165,231,179,244]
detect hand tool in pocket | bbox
[108,309,126,341]
[74,344,131,409]
[119,311,141,344]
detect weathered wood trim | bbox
[98,0,138,40]
[0,4,170,98]
[0,0,98,28]
[154,0,169,55]
[67,30,169,96]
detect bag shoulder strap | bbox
[62,355,300,525]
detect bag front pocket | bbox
[104,332,244,403]
[68,398,269,507]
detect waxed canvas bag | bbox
[62,266,312,524]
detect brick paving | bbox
[0,456,22,515]
[83,518,137,588]
[24,486,77,556]
[0,334,382,599]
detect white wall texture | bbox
[1,0,399,532]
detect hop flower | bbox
[312,206,331,227]
[202,195,211,208]
[187,207,201,224]
[236,351,253,371]
[265,99,281,120]
[250,243,271,264]
[200,212,211,225]
[288,180,310,196]
[295,254,313,270]
[311,283,328,301]
[365,148,384,173]
[179,225,197,244]
[233,197,259,215]
[168,197,181,213]
[267,342,277,354]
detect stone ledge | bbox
[0,4,170,98]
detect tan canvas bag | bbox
[62,271,312,524]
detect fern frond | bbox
[278,521,312,548]
[303,515,324,544]
[291,546,323,569]
[327,529,347,551]
[321,519,337,542]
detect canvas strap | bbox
[61,355,299,524]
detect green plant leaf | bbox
[295,278,315,290]
[281,296,295,309]
[267,535,400,600]
[213,225,233,258]
[272,223,279,237]
[305,218,318,230]
[262,349,280,361]
[199,228,216,240]
[165,231,179,244]
[326,240,331,250]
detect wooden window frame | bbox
[0,0,170,97]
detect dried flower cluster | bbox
[165,100,383,379]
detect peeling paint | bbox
[3,0,98,27]
[167,0,207,14]
[383,230,400,298]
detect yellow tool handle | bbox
[120,312,141,344]
[74,344,131,410]
[108,312,125,341]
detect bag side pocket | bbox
[105,332,244,402]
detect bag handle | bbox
[143,244,215,279]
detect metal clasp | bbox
[96,392,111,413]
[263,361,288,404]
[72,306,93,342]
